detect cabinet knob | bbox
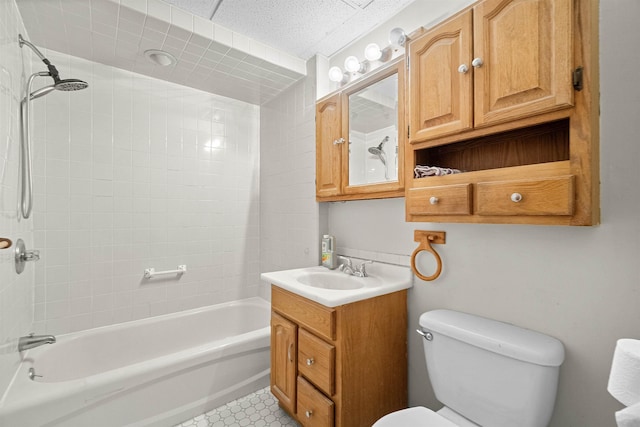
[457,64,469,74]
[306,357,315,366]
[305,410,313,418]
[511,192,523,203]
[429,196,439,205]
[333,137,345,145]
[472,57,484,68]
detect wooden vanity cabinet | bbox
[270,286,408,427]
[405,0,599,226]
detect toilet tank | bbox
[419,310,564,427]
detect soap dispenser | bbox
[321,235,337,269]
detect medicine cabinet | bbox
[316,58,405,201]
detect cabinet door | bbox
[408,10,473,143]
[271,312,298,415]
[316,94,343,198]
[473,0,573,127]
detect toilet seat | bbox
[372,407,459,427]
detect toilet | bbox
[374,309,565,427]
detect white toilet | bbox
[374,309,565,427]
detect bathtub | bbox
[0,297,271,427]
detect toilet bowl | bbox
[373,310,565,427]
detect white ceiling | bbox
[15,0,453,105]
[163,0,416,60]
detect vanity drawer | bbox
[272,286,336,341]
[298,328,335,396]
[475,176,574,216]
[297,376,334,427]
[406,184,472,215]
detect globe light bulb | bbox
[344,56,361,73]
[364,43,382,61]
[328,66,345,82]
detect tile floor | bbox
[175,387,300,427]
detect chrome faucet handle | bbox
[355,260,373,277]
[337,256,352,270]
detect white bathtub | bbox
[0,297,271,427]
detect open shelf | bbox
[413,119,570,174]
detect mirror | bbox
[347,72,399,186]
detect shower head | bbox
[368,136,389,155]
[54,78,89,92]
[367,146,383,156]
[19,34,89,99]
[368,135,389,156]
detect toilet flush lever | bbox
[416,329,433,341]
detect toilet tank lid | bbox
[419,310,565,367]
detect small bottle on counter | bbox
[321,234,337,269]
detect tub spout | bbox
[18,333,56,352]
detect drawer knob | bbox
[429,196,439,205]
[457,64,469,74]
[333,137,345,145]
[472,57,484,68]
[511,192,523,203]
[306,358,315,366]
[306,410,313,418]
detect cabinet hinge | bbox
[407,125,410,139]
[406,56,410,70]
[572,66,583,91]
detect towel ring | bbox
[411,231,446,281]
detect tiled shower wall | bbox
[0,1,34,392]
[259,57,321,289]
[31,50,260,335]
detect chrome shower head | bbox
[55,78,88,91]
[368,136,389,154]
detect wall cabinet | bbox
[408,0,573,143]
[270,286,407,427]
[405,0,598,226]
[316,59,405,202]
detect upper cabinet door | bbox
[473,0,574,127]
[408,10,473,143]
[316,94,342,198]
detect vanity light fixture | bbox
[389,27,408,48]
[144,49,177,66]
[364,43,392,63]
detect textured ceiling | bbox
[163,0,416,60]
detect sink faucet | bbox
[338,257,373,277]
[18,333,56,352]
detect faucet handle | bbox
[338,256,352,270]
[356,260,373,276]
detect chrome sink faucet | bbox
[338,256,373,277]
[18,333,56,352]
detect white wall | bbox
[0,0,35,394]
[29,51,260,335]
[259,57,322,295]
[323,1,640,427]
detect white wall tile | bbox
[26,50,260,335]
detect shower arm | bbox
[18,34,60,82]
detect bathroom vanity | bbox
[271,286,407,427]
[262,264,412,427]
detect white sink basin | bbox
[261,263,412,307]
[296,272,367,290]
